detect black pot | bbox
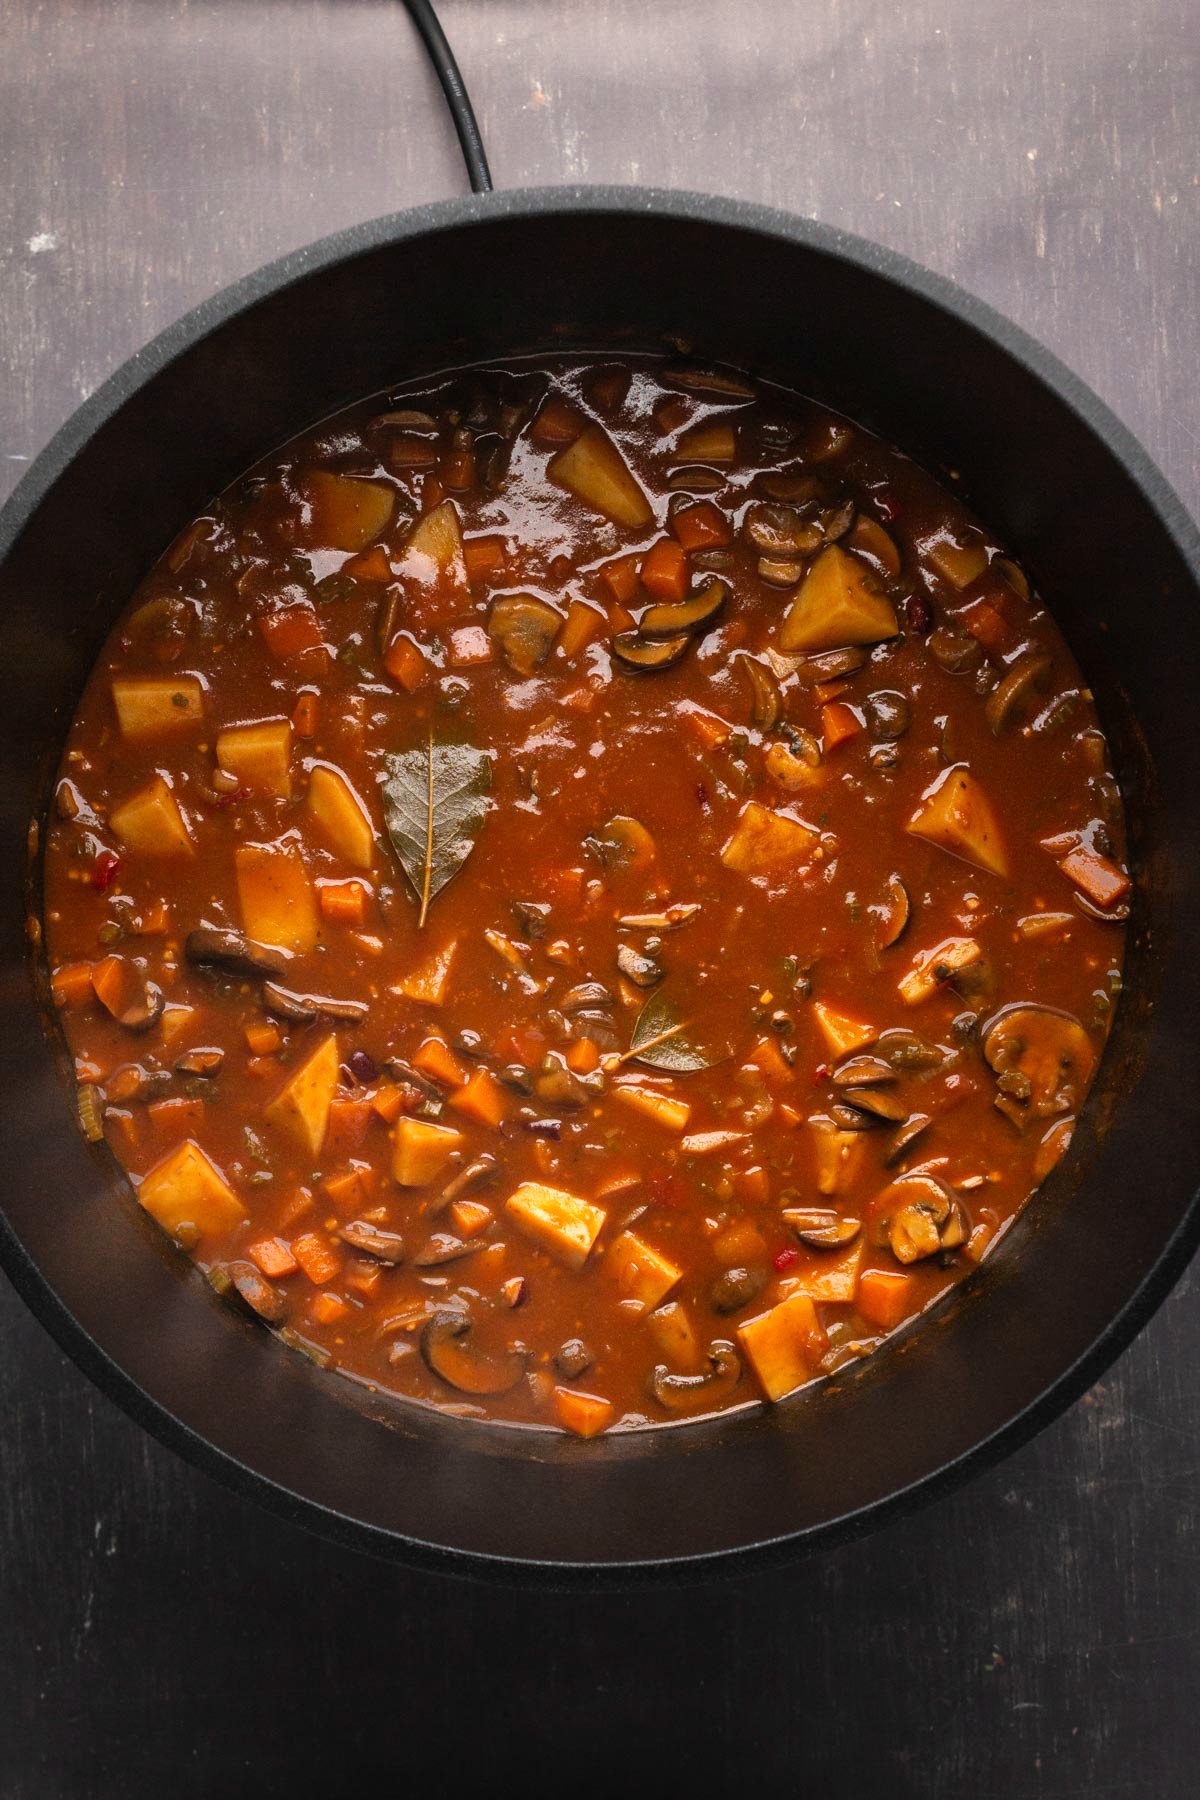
[1,189,1196,1579]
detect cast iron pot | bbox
[1,189,1197,1580]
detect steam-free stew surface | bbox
[42,355,1128,1437]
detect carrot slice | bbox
[318,880,369,927]
[821,700,862,752]
[291,1232,341,1285]
[640,538,689,602]
[1059,845,1130,909]
[248,1237,298,1279]
[671,500,731,551]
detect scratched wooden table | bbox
[1,3,1197,1793]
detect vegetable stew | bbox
[41,354,1128,1436]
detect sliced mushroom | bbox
[981,1003,1096,1122]
[757,556,805,588]
[738,654,783,730]
[666,466,725,493]
[792,646,868,685]
[414,1232,479,1268]
[984,651,1053,734]
[227,1261,287,1324]
[185,927,289,980]
[876,874,911,949]
[927,624,983,675]
[560,982,616,1014]
[662,364,755,399]
[436,1154,499,1209]
[876,1027,946,1073]
[709,1265,767,1314]
[420,1309,526,1395]
[487,594,562,675]
[618,903,700,930]
[864,690,911,741]
[884,1112,932,1166]
[639,577,727,639]
[830,1055,896,1088]
[553,1338,594,1379]
[650,1342,741,1412]
[616,944,662,988]
[613,630,691,672]
[174,1047,224,1078]
[875,1174,959,1263]
[262,982,368,1025]
[534,1053,590,1108]
[338,1220,406,1264]
[782,1209,862,1249]
[744,502,822,558]
[820,499,856,542]
[841,1086,908,1124]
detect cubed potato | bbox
[306,764,375,869]
[109,775,192,856]
[897,935,983,1005]
[924,532,989,590]
[605,1230,683,1312]
[548,425,653,529]
[811,1001,876,1058]
[646,1300,702,1371]
[111,675,204,741]
[392,1116,465,1187]
[505,1181,607,1270]
[138,1138,245,1240]
[304,470,394,550]
[737,1292,826,1402]
[721,800,816,874]
[235,842,318,953]
[265,1032,339,1157]
[216,719,292,798]
[612,1085,691,1132]
[779,1237,865,1303]
[397,500,468,594]
[907,764,1008,877]
[779,545,900,653]
[807,1115,868,1196]
[391,940,457,1006]
[856,1267,918,1331]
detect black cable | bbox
[401,0,494,194]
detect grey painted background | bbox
[1,3,1197,1794]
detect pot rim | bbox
[2,184,1198,1584]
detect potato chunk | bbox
[216,719,292,798]
[235,842,318,953]
[898,935,983,1005]
[306,764,375,869]
[305,470,394,550]
[505,1181,607,1270]
[810,1000,876,1059]
[737,1292,825,1402]
[392,1116,466,1186]
[908,764,1008,877]
[605,1230,683,1312]
[391,940,457,1007]
[265,1032,339,1157]
[138,1139,245,1240]
[780,1237,865,1303]
[779,545,899,653]
[109,775,192,856]
[721,800,816,874]
[112,675,204,741]
[807,1114,868,1196]
[548,425,653,529]
[396,499,468,594]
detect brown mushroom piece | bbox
[185,927,289,980]
[875,1173,962,1263]
[612,630,691,672]
[841,1086,908,1124]
[420,1310,526,1396]
[262,982,368,1025]
[831,1055,896,1088]
[738,654,783,730]
[782,1208,863,1249]
[487,594,562,675]
[227,1260,287,1324]
[662,363,755,399]
[553,1338,594,1379]
[338,1220,406,1265]
[709,1265,767,1314]
[639,577,727,639]
[436,1154,499,1207]
[876,874,911,949]
[884,1112,932,1166]
[757,556,805,588]
[413,1232,478,1267]
[744,502,822,559]
[864,690,911,741]
[616,944,662,988]
[650,1342,741,1413]
[174,1047,224,1078]
[984,651,1053,734]
[981,1003,1096,1122]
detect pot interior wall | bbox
[0,199,1196,1570]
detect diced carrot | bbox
[321,1166,371,1212]
[450,1068,509,1129]
[734,1166,771,1207]
[813,679,849,705]
[684,707,732,750]
[419,474,445,512]
[245,1021,283,1057]
[607,602,636,633]
[957,588,1018,655]
[147,1096,205,1138]
[247,1237,299,1279]
[383,633,429,692]
[318,880,368,927]
[90,956,127,1017]
[566,1037,600,1074]
[309,1291,348,1326]
[326,1098,372,1158]
[557,599,606,660]
[821,701,862,751]
[598,553,641,607]
[441,448,475,490]
[345,1261,382,1297]
[447,625,495,665]
[745,1036,792,1082]
[412,1035,470,1088]
[553,1387,614,1438]
[278,1186,315,1229]
[291,690,320,738]
[1058,845,1130,909]
[530,395,583,447]
[856,1268,917,1331]
[640,537,689,602]
[671,500,732,551]
[449,1199,493,1238]
[51,962,94,1008]
[133,901,169,936]
[291,1231,341,1286]
[343,545,392,583]
[258,605,324,660]
[370,1082,405,1125]
[463,535,507,584]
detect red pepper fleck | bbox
[906,593,933,634]
[773,1245,799,1272]
[90,849,121,891]
[874,494,900,524]
[812,1062,830,1085]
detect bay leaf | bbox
[623,991,720,1073]
[382,734,491,926]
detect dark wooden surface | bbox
[1,3,1197,1793]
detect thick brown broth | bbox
[42,354,1128,1436]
